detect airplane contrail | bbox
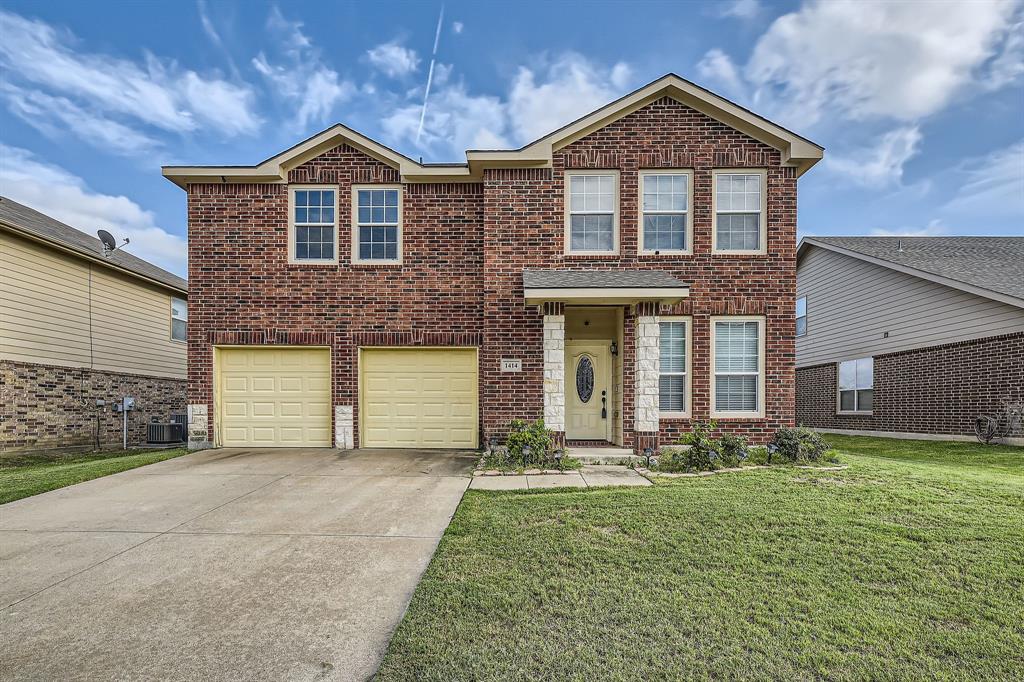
[416,4,445,144]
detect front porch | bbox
[524,269,690,454]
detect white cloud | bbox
[696,48,745,98]
[366,42,420,78]
[698,0,1021,129]
[197,0,241,80]
[382,77,510,160]
[452,21,464,34]
[720,0,761,20]
[381,53,633,160]
[870,219,949,237]
[825,126,923,188]
[507,54,634,142]
[0,144,188,277]
[253,7,355,128]
[0,9,260,138]
[2,84,160,157]
[943,141,1024,218]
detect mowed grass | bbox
[377,436,1024,681]
[0,448,188,504]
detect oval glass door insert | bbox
[576,356,594,403]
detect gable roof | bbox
[163,73,823,189]
[0,196,188,295]
[798,236,1024,308]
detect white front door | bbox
[565,342,611,440]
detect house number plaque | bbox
[500,358,522,372]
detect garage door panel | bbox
[218,348,331,447]
[361,348,478,449]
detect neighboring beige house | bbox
[0,196,188,452]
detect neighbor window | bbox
[640,171,691,254]
[659,319,689,414]
[838,357,873,413]
[712,318,763,416]
[290,187,337,263]
[713,170,765,253]
[170,297,187,342]
[354,186,401,263]
[796,297,807,337]
[566,171,617,253]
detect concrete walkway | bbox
[0,447,476,681]
[469,464,651,490]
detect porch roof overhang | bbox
[523,269,690,305]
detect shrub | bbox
[679,420,719,471]
[770,427,829,463]
[717,433,749,468]
[504,418,553,468]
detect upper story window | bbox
[170,297,187,342]
[565,171,618,254]
[838,357,873,414]
[353,186,402,264]
[289,186,338,264]
[640,171,692,255]
[658,318,689,415]
[796,296,807,337]
[711,317,764,417]
[713,170,766,255]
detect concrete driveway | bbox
[0,447,476,681]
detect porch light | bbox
[610,341,618,356]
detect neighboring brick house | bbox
[163,74,823,453]
[0,197,188,453]
[796,237,1024,445]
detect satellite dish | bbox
[97,230,117,253]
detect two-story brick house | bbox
[163,74,822,453]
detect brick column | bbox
[634,303,660,453]
[542,308,566,449]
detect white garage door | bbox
[360,348,478,448]
[217,347,331,447]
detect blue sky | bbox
[1,0,1022,278]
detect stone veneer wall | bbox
[542,313,566,446]
[1,360,186,453]
[634,312,661,450]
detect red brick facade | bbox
[796,332,1024,437]
[186,97,799,449]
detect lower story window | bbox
[658,320,687,413]
[713,319,761,414]
[838,357,873,413]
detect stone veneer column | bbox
[335,405,354,449]
[187,403,211,450]
[542,310,566,448]
[634,307,660,453]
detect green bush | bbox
[717,433,748,468]
[504,418,553,468]
[770,427,830,463]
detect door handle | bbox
[601,390,607,419]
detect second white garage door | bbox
[360,348,478,448]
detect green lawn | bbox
[0,448,188,504]
[377,435,1024,681]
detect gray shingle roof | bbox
[802,237,1024,303]
[0,196,187,294]
[523,269,690,289]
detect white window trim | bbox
[564,169,620,256]
[710,315,766,419]
[711,168,768,256]
[836,357,873,415]
[658,315,692,419]
[351,184,404,265]
[796,296,807,337]
[288,185,339,265]
[169,296,187,343]
[638,169,693,256]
